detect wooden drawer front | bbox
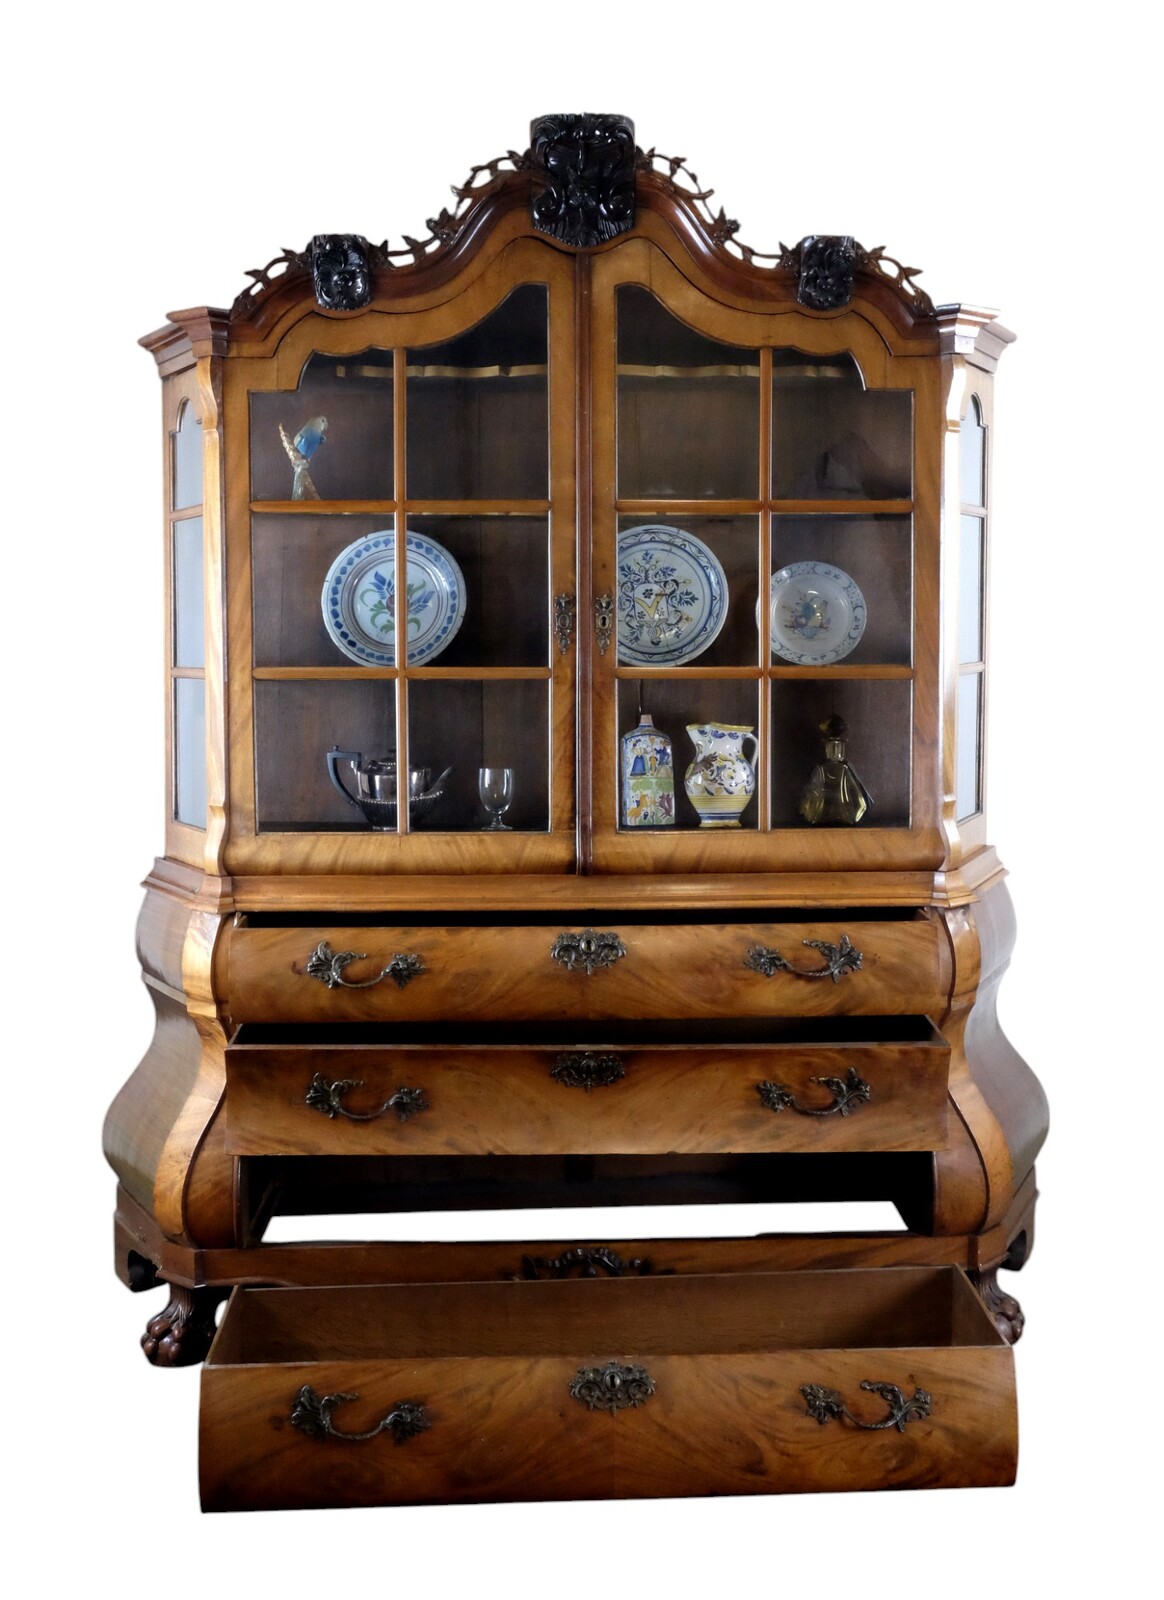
[224,1030,950,1156]
[200,1268,1016,1511]
[228,918,947,1023]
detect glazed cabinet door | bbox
[224,240,579,875]
[588,241,941,872]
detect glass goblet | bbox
[479,767,514,831]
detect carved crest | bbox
[311,234,374,311]
[529,113,637,247]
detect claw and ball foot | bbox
[141,1285,226,1367]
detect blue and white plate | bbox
[617,524,729,667]
[770,560,866,665]
[321,530,466,666]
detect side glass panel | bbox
[957,397,987,821]
[617,287,759,499]
[960,395,986,508]
[955,672,982,820]
[407,286,548,500]
[959,514,983,663]
[172,401,203,510]
[174,678,207,827]
[773,353,912,499]
[173,516,205,669]
[251,352,394,501]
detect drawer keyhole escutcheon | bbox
[570,1360,656,1413]
[304,940,426,991]
[305,1073,429,1123]
[290,1384,432,1444]
[550,1052,626,1090]
[756,1067,872,1118]
[801,1381,932,1433]
[550,929,628,975]
[744,935,863,983]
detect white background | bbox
[6,3,1157,1594]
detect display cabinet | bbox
[104,115,1047,1511]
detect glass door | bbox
[227,243,578,874]
[589,242,929,872]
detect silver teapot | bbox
[326,748,452,831]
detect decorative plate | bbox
[770,561,867,665]
[617,524,728,667]
[321,530,466,666]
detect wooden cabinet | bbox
[104,114,1047,1511]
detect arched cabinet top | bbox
[141,115,1013,373]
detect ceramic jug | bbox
[683,723,758,828]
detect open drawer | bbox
[200,1266,1016,1510]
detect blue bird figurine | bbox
[278,414,328,499]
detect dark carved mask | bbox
[530,114,637,248]
[311,234,373,311]
[796,236,858,312]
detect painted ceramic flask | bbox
[683,723,758,828]
[621,714,675,826]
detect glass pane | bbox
[771,680,911,829]
[174,677,207,828]
[407,287,548,500]
[617,287,759,499]
[617,679,761,832]
[617,516,759,668]
[771,515,911,667]
[408,679,549,832]
[255,681,397,832]
[172,400,202,510]
[959,514,984,664]
[773,352,912,500]
[253,515,396,669]
[960,397,985,508]
[408,516,547,668]
[956,672,982,821]
[173,516,205,668]
[251,350,394,501]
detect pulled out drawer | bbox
[225,1017,950,1156]
[227,916,948,1024]
[200,1266,1016,1511]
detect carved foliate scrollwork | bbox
[529,113,637,247]
[570,1361,656,1413]
[290,1384,431,1444]
[550,1052,626,1090]
[743,934,863,983]
[756,1066,872,1118]
[305,1072,428,1124]
[554,594,576,654]
[801,1381,932,1432]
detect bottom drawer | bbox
[200,1266,1016,1511]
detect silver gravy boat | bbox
[326,748,452,830]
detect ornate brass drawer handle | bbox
[550,929,627,975]
[756,1066,871,1118]
[290,1384,431,1445]
[744,934,863,983]
[550,1051,626,1090]
[306,1073,428,1123]
[304,940,426,991]
[801,1381,932,1433]
[554,593,576,654]
[518,1247,655,1280]
[570,1360,656,1414]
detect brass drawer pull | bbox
[570,1360,656,1413]
[306,1073,428,1123]
[802,1381,932,1433]
[550,929,627,975]
[744,934,862,983]
[551,1051,626,1090]
[290,1384,431,1444]
[756,1066,871,1118]
[304,940,426,991]
[518,1247,654,1280]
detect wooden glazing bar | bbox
[758,347,773,830]
[771,499,914,516]
[614,666,762,681]
[252,667,399,681]
[393,347,409,832]
[250,500,400,516]
[402,666,552,681]
[171,504,204,521]
[172,666,206,680]
[615,499,763,517]
[250,499,551,517]
[768,665,915,681]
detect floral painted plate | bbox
[321,530,466,666]
[770,560,867,665]
[617,524,729,667]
